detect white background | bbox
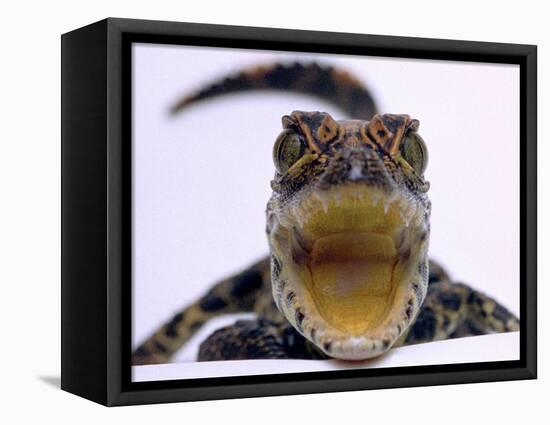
[1,1,547,424]
[132,45,520,365]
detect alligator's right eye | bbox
[273,129,306,174]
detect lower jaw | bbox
[271,185,427,357]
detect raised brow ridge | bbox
[170,62,378,120]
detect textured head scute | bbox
[282,111,344,153]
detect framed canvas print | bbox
[61,18,537,406]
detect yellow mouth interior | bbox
[308,232,399,335]
[286,186,421,337]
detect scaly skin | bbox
[132,62,519,365]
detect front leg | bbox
[403,280,519,345]
[198,319,327,361]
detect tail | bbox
[170,62,378,120]
[132,257,270,365]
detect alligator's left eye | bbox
[273,129,306,174]
[400,131,428,176]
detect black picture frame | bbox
[61,17,537,406]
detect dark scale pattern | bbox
[189,321,203,332]
[198,319,289,361]
[406,306,437,342]
[133,346,150,357]
[231,269,264,298]
[154,341,167,353]
[413,281,425,306]
[286,291,296,306]
[263,63,306,89]
[427,260,449,285]
[345,87,378,119]
[164,312,185,338]
[309,71,338,100]
[271,255,282,278]
[438,291,463,311]
[199,292,228,312]
[405,299,414,319]
[418,261,428,281]
[295,310,305,330]
[493,303,513,322]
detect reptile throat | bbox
[308,231,401,335]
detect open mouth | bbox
[275,183,427,349]
[308,231,401,335]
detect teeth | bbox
[399,209,407,226]
[370,191,381,206]
[277,187,423,240]
[290,205,304,229]
[400,202,417,227]
[296,213,305,229]
[293,226,311,253]
[310,192,329,214]
[404,210,413,227]
[382,190,400,215]
[278,214,292,228]
[393,227,405,249]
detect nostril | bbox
[318,147,392,189]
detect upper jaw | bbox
[278,183,424,252]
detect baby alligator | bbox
[133,63,519,364]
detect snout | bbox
[318,146,396,191]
